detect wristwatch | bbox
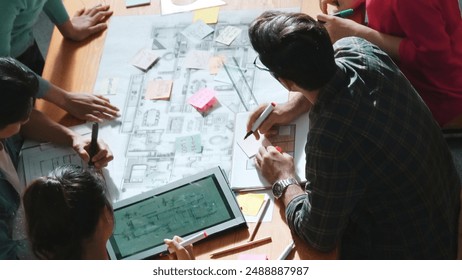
[272,177,299,199]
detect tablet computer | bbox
[106,166,246,260]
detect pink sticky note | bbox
[188,88,217,112]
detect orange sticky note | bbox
[209,55,226,75]
[145,80,173,100]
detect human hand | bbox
[317,14,363,43]
[164,236,195,260]
[68,4,113,41]
[255,146,296,185]
[247,98,308,140]
[62,92,120,122]
[73,136,114,169]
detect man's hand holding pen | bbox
[246,95,310,140]
[246,102,282,141]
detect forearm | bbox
[284,191,312,243]
[41,83,70,108]
[282,183,306,207]
[286,91,312,121]
[354,25,402,62]
[20,109,76,146]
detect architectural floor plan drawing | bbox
[112,175,232,256]
[92,10,294,200]
[21,143,85,185]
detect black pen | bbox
[88,122,99,166]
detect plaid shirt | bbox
[286,37,461,259]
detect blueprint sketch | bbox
[112,175,232,257]
[91,10,296,201]
[21,143,84,185]
[20,124,91,186]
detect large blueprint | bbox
[91,10,296,201]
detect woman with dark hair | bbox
[0,57,113,259]
[23,165,113,259]
[23,165,193,260]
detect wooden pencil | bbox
[248,198,269,242]
[209,236,272,258]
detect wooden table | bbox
[39,0,337,260]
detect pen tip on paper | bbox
[244,131,252,140]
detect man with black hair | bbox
[248,11,460,259]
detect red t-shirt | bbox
[365,0,462,126]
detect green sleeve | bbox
[43,0,70,26]
[0,1,20,56]
[15,59,51,98]
[37,76,51,99]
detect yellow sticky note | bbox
[237,193,265,216]
[193,7,219,24]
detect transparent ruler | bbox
[223,57,259,112]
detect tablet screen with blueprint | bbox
[106,166,246,260]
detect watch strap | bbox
[272,177,299,198]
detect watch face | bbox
[272,178,298,199]
[273,182,284,198]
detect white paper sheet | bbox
[20,123,120,200]
[215,26,242,45]
[181,20,214,42]
[230,111,309,189]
